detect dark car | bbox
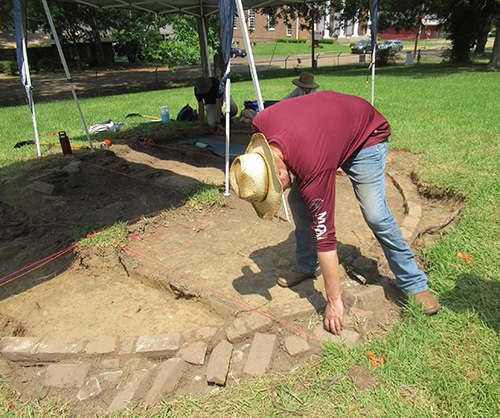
[378,40,404,51]
[350,40,374,54]
[231,47,247,58]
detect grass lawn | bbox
[1,57,500,416]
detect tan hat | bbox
[195,77,212,94]
[292,71,319,89]
[229,133,283,220]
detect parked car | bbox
[378,40,404,51]
[350,40,374,54]
[231,47,247,58]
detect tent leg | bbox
[224,62,231,196]
[235,0,290,221]
[197,17,212,77]
[14,0,41,156]
[235,0,264,111]
[41,0,94,152]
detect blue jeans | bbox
[287,139,428,295]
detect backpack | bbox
[176,104,198,122]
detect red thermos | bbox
[58,131,73,156]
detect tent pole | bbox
[14,0,41,156]
[224,62,231,195]
[371,46,375,105]
[235,0,289,221]
[41,0,94,152]
[235,0,263,110]
[198,16,212,77]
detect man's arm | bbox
[317,250,344,335]
[197,101,204,127]
[215,97,223,130]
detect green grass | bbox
[74,221,129,249]
[1,56,500,416]
[251,40,351,57]
[185,183,225,209]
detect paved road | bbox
[1,48,441,107]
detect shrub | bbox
[319,39,335,44]
[277,38,307,44]
[375,48,400,66]
[0,61,18,76]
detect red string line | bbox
[0,389,22,417]
[0,245,77,285]
[0,247,73,288]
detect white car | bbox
[379,40,404,51]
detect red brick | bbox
[85,335,117,356]
[206,340,233,385]
[243,333,277,375]
[145,357,186,405]
[45,363,89,388]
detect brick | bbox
[271,298,316,322]
[145,358,186,405]
[116,336,137,355]
[284,336,310,357]
[135,333,181,358]
[243,333,277,376]
[106,369,151,414]
[351,256,378,280]
[33,337,86,361]
[356,285,386,309]
[99,358,120,369]
[226,318,248,343]
[0,337,40,361]
[98,370,124,385]
[85,335,117,355]
[45,364,89,388]
[343,285,386,310]
[77,377,102,401]
[313,327,361,347]
[245,312,273,333]
[402,215,420,231]
[178,341,207,365]
[350,307,374,321]
[308,291,328,311]
[29,181,55,195]
[63,161,81,175]
[407,202,422,217]
[401,226,414,242]
[206,340,233,385]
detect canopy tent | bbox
[14,0,378,215]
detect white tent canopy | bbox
[16,0,377,218]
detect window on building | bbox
[267,15,275,31]
[287,24,292,37]
[248,9,255,30]
[233,13,237,30]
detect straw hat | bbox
[229,133,283,220]
[292,71,319,89]
[195,77,212,94]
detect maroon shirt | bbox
[252,91,390,251]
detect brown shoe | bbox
[413,290,440,315]
[277,267,316,288]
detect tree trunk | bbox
[473,18,491,56]
[488,23,500,69]
[92,17,105,67]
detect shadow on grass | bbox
[441,273,500,332]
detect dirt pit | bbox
[0,126,458,339]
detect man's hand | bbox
[215,122,225,133]
[324,297,344,335]
[317,250,343,335]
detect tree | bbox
[28,0,119,68]
[488,14,500,68]
[260,3,333,69]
